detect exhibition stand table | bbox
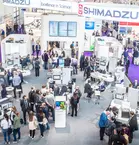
[91,72,114,83]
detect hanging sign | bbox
[78,3,139,22]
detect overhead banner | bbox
[3,0,77,13]
[78,4,139,22]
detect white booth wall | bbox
[24,12,42,38]
[1,34,31,67]
[41,14,85,60]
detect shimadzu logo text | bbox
[3,0,30,5]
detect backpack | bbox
[105,120,114,136]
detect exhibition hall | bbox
[0,0,139,145]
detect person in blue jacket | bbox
[99,111,110,140]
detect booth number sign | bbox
[3,0,30,5]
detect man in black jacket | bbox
[129,111,138,143]
[84,80,93,98]
[42,51,48,70]
[20,95,29,125]
[70,92,79,117]
[28,87,36,112]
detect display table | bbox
[91,72,114,83]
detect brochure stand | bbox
[55,96,66,128]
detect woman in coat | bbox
[28,111,37,139]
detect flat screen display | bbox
[49,21,58,36]
[85,21,95,30]
[119,27,126,34]
[68,22,77,37]
[58,22,68,37]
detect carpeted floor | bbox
[127,48,139,84]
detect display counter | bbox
[91,72,114,83]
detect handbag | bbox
[34,117,38,128]
[43,118,48,125]
[8,127,12,135]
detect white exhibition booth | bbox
[95,37,123,60]
[41,14,84,59]
[1,34,32,68]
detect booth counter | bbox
[91,72,114,83]
[1,34,32,68]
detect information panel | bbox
[68,22,77,37]
[49,21,58,36]
[59,22,68,37]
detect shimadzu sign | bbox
[3,0,30,5]
[78,3,139,22]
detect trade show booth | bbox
[1,34,32,69]
[41,14,84,59]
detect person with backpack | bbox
[70,92,79,117]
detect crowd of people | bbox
[0,81,83,144]
[99,108,138,145]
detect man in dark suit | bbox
[20,95,29,125]
[129,111,138,143]
[84,80,93,98]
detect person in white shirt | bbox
[41,85,47,95]
[1,114,12,144]
[71,56,78,74]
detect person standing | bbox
[70,92,79,117]
[32,39,35,55]
[37,110,45,138]
[1,84,7,98]
[125,58,130,74]
[1,114,12,144]
[80,53,85,71]
[28,87,36,112]
[34,89,41,113]
[20,95,29,125]
[7,69,13,86]
[99,111,110,140]
[36,43,41,59]
[42,51,48,70]
[128,111,138,143]
[13,112,21,143]
[18,70,23,93]
[12,72,21,98]
[28,111,37,139]
[34,59,40,77]
[71,56,78,74]
[45,91,55,121]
